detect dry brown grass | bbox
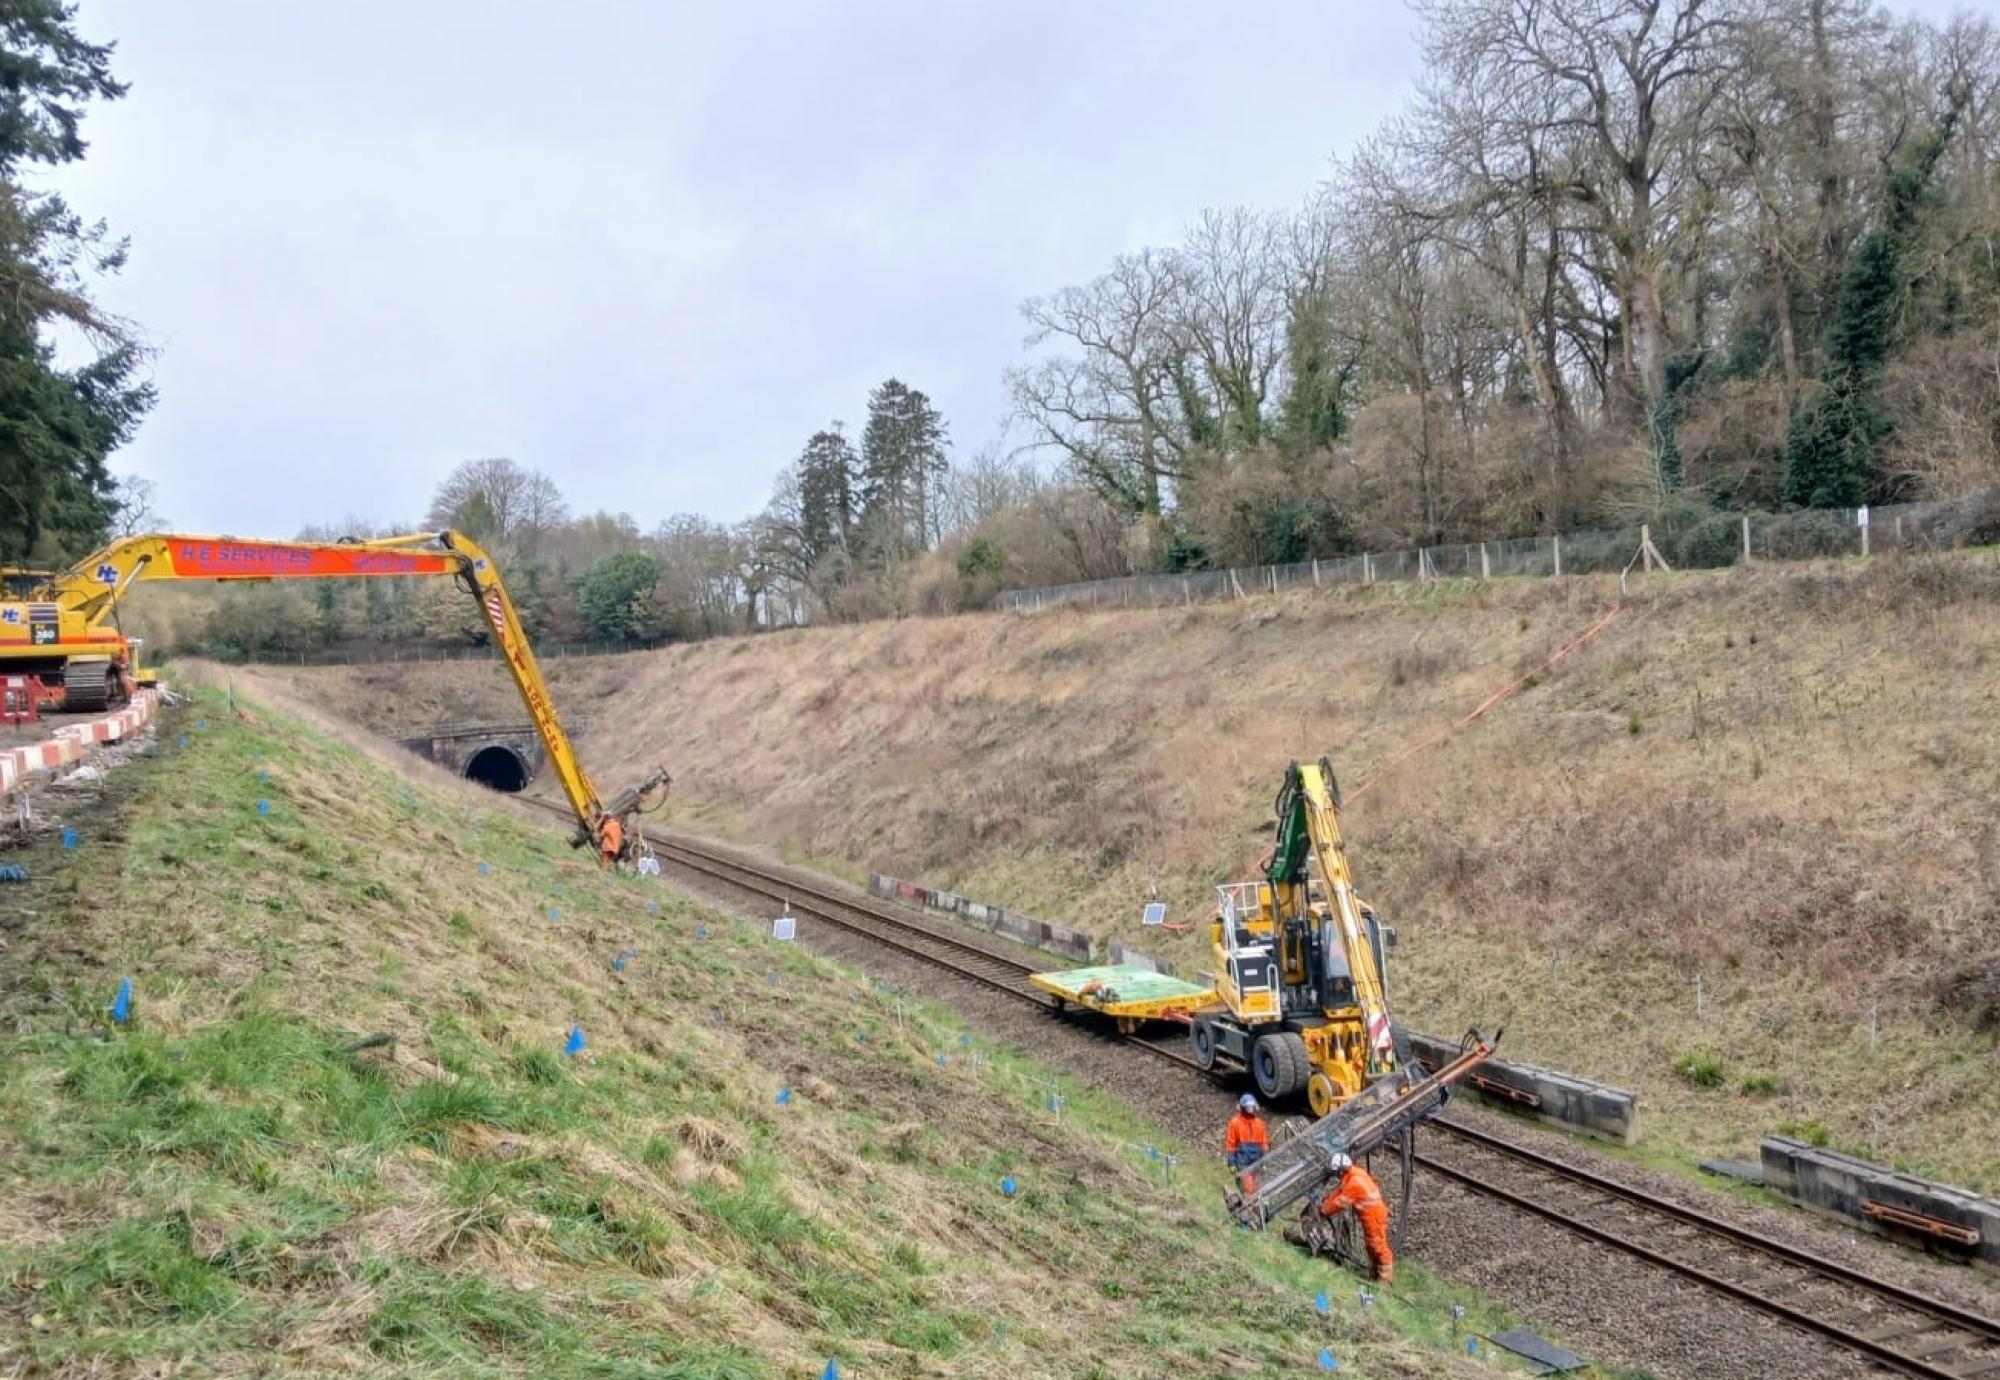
[272,555,2000,1188]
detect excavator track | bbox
[60,660,115,712]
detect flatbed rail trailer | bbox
[1027,963,1217,1033]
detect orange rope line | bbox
[1346,604,1626,803]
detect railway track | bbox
[521,803,2000,1378]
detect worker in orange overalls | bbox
[598,815,624,867]
[1225,1093,1269,1193]
[1317,1151,1392,1284]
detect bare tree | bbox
[1422,0,1734,479]
[1009,247,1186,520]
[1169,207,1288,449]
[109,474,162,538]
[423,457,569,553]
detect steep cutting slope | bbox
[0,683,1508,1378]
[265,555,2000,1191]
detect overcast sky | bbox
[46,1,1419,537]
[52,0,1966,540]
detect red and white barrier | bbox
[0,688,157,795]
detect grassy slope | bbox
[258,554,2000,1193]
[0,689,1513,1379]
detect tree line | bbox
[1006,0,2000,573]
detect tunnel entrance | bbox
[464,743,531,793]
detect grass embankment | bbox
[0,690,1524,1378]
[255,554,2000,1193]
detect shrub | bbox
[1672,1050,1727,1087]
[1778,1117,1833,1148]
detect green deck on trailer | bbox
[1029,963,1216,1021]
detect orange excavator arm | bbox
[37,530,669,860]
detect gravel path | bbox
[625,827,2000,1380]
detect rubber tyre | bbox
[1189,1018,1218,1072]
[1252,1033,1307,1100]
[1276,1032,1310,1095]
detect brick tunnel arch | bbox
[464,743,532,793]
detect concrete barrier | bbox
[1,689,157,796]
[1406,1030,1640,1145]
[1761,1137,1999,1269]
[868,873,1096,963]
[1107,940,1175,976]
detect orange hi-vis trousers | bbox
[1318,1166,1394,1284]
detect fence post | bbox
[1269,566,1278,595]
[1479,543,1490,580]
[1858,505,1870,558]
[1230,569,1245,600]
[1183,575,1191,606]
[1311,558,1320,587]
[1641,525,1654,573]
[1742,515,1751,564]
[1364,553,1374,584]
[1553,535,1562,577]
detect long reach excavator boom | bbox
[2,530,668,862]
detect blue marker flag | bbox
[564,1025,586,1057]
[61,827,79,850]
[1000,1176,1017,1196]
[257,799,270,815]
[1315,1290,1329,1315]
[110,977,132,1024]
[257,770,267,783]
[1318,1348,1339,1371]
[478,862,490,876]
[696,926,707,939]
[548,907,560,922]
[776,1087,791,1105]
[821,1362,839,1380]
[178,735,189,748]
[1465,1339,1478,1356]
[959,1033,971,1046]
[612,956,624,973]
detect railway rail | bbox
[519,801,2000,1379]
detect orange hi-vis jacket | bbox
[1319,1165,1386,1220]
[1225,1112,1269,1157]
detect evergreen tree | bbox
[795,427,857,571]
[858,378,948,556]
[577,550,664,644]
[0,1,153,563]
[1783,110,1958,508]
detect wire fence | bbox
[995,489,2000,615]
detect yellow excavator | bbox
[0,530,668,862]
[1189,757,1409,1116]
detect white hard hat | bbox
[1328,1151,1353,1172]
